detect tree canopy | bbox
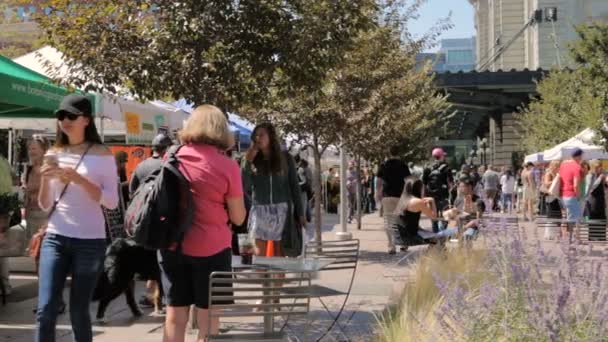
[519,22,608,153]
[32,0,377,111]
[335,26,449,162]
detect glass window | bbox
[447,50,474,65]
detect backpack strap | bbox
[165,145,182,163]
[162,144,194,250]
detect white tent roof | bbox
[13,46,70,79]
[524,152,544,163]
[543,129,608,161]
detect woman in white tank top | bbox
[35,94,118,342]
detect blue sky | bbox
[408,0,476,51]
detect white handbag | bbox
[248,175,289,241]
[548,174,561,198]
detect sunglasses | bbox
[56,112,83,121]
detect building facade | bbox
[471,0,608,71]
[466,0,608,167]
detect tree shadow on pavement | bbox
[358,245,428,267]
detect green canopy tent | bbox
[0,54,72,118]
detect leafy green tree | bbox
[335,26,449,163]
[32,0,376,110]
[520,22,608,152]
[0,2,44,58]
[243,0,450,238]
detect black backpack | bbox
[124,145,193,250]
[425,162,449,196]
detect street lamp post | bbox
[337,143,352,240]
[469,147,478,166]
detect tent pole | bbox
[100,117,105,143]
[7,128,12,166]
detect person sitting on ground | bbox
[393,177,457,249]
[453,179,486,238]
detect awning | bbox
[0,54,73,118]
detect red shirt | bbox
[559,161,582,198]
[177,144,243,257]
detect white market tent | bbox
[524,152,544,163]
[542,128,608,161]
[11,47,189,143]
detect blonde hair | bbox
[179,105,234,150]
[548,160,561,172]
[590,159,602,170]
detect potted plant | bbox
[0,193,20,233]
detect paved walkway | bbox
[0,212,419,342]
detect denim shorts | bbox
[562,197,582,224]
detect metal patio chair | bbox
[289,239,360,341]
[207,270,311,342]
[580,219,608,243]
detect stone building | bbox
[458,0,608,167]
[471,0,608,71]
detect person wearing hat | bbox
[36,94,119,342]
[128,133,173,310]
[422,147,453,232]
[559,148,585,242]
[129,133,173,195]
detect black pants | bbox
[431,196,449,233]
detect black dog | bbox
[92,238,163,323]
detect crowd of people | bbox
[0,97,313,342]
[0,93,606,342]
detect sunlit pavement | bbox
[0,212,435,341]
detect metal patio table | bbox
[231,256,335,334]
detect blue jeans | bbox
[562,197,582,224]
[501,193,513,211]
[36,233,106,342]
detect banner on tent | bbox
[124,111,168,145]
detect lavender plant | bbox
[379,217,608,342]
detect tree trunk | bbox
[356,157,362,230]
[312,134,323,243]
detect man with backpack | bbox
[129,134,173,195]
[423,148,453,232]
[128,133,172,310]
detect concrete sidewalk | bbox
[0,212,416,341]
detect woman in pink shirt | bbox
[559,148,584,242]
[158,105,246,342]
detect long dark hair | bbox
[55,113,102,148]
[249,122,285,175]
[403,177,423,198]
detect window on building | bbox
[447,50,474,65]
